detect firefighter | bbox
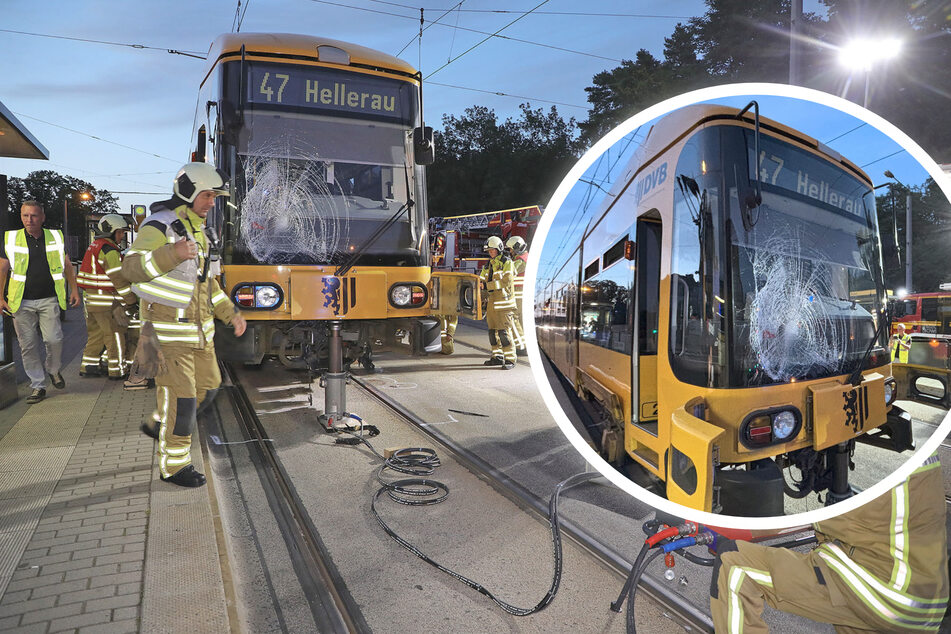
[122,162,246,488]
[892,323,912,364]
[710,454,948,633]
[505,235,528,354]
[77,214,136,379]
[439,315,457,355]
[479,236,517,369]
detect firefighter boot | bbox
[160,465,206,488]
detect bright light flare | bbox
[838,38,902,71]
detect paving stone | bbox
[77,617,139,633]
[19,600,83,625]
[63,563,118,582]
[48,608,111,632]
[0,595,57,618]
[85,592,139,613]
[30,578,87,599]
[52,584,115,606]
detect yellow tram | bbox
[536,103,912,514]
[188,33,475,370]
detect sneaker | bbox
[26,388,46,404]
[483,356,504,366]
[49,373,65,389]
[160,465,206,488]
[124,378,152,391]
[140,422,159,440]
[501,361,516,370]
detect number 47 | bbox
[259,72,290,103]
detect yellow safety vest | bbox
[3,228,67,312]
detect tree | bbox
[428,104,584,216]
[4,170,119,244]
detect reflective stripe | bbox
[11,273,26,282]
[143,252,162,278]
[105,266,122,274]
[135,281,192,304]
[727,566,773,634]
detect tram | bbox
[189,33,476,370]
[536,103,913,515]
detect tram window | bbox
[922,298,938,321]
[603,235,628,269]
[580,260,632,353]
[584,259,600,280]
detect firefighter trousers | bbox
[439,315,458,355]
[82,308,127,378]
[712,540,899,634]
[153,344,221,478]
[509,296,525,350]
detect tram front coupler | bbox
[854,405,915,453]
[782,441,857,506]
[316,320,360,431]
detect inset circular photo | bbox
[525,83,951,529]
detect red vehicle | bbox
[889,291,951,335]
[430,205,543,272]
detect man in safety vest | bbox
[0,201,81,404]
[710,454,949,633]
[479,236,517,369]
[505,235,528,354]
[77,214,138,381]
[892,323,912,364]
[122,163,246,488]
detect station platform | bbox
[0,309,229,633]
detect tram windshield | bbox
[221,62,427,266]
[669,125,888,388]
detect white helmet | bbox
[505,235,527,255]
[173,162,230,203]
[97,214,130,237]
[484,236,504,252]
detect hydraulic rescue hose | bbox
[333,417,601,616]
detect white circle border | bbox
[523,82,951,531]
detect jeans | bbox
[12,297,64,390]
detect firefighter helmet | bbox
[97,214,130,237]
[505,235,527,255]
[173,162,230,203]
[484,236,504,252]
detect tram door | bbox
[633,218,662,437]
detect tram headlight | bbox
[232,283,284,310]
[884,378,897,405]
[741,407,801,448]
[389,283,428,308]
[255,285,281,309]
[771,411,797,441]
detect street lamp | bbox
[838,37,902,108]
[883,170,912,292]
[63,191,92,260]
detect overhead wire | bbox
[10,112,181,163]
[231,0,242,32]
[365,1,691,19]
[425,0,554,79]
[426,81,586,110]
[306,0,620,63]
[0,28,206,57]
[396,1,464,56]
[237,0,253,32]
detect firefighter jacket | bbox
[77,237,134,312]
[511,254,527,303]
[479,254,516,313]
[3,228,67,312]
[122,202,238,348]
[812,453,948,630]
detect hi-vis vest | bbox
[480,255,516,312]
[78,238,133,309]
[3,228,67,312]
[129,210,201,309]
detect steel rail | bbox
[219,363,369,634]
[350,374,715,633]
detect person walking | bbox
[505,235,528,353]
[77,214,137,380]
[0,201,81,404]
[122,163,246,488]
[479,236,517,370]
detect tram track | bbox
[349,373,714,633]
[217,362,369,633]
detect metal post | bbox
[905,191,913,291]
[825,442,854,505]
[318,320,357,430]
[62,197,69,260]
[863,70,871,109]
[789,0,802,85]
[0,174,12,364]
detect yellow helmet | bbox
[484,235,504,252]
[505,235,527,255]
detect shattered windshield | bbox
[228,111,423,265]
[669,125,887,388]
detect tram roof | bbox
[203,33,419,81]
[619,103,871,192]
[0,99,48,160]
